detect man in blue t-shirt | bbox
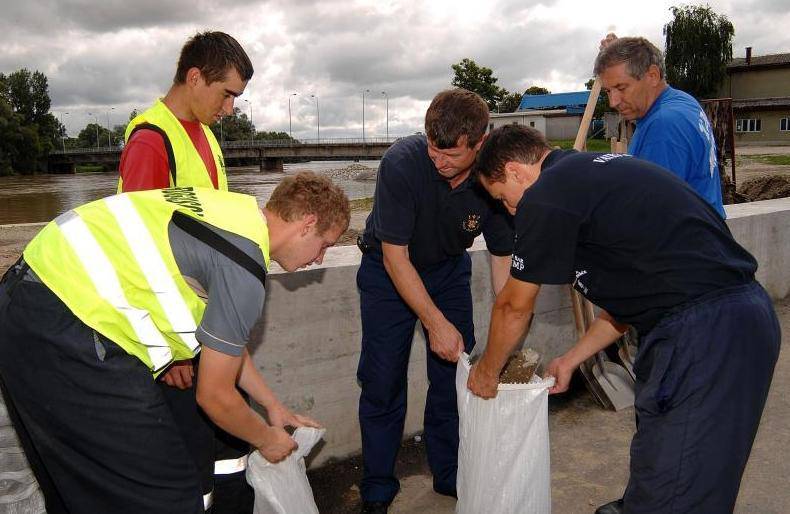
[468,125,779,514]
[595,36,726,218]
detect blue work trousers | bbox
[624,281,781,513]
[356,252,475,503]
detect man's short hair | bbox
[174,31,254,85]
[474,125,551,182]
[593,37,666,80]
[425,88,489,149]
[266,172,350,235]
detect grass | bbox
[350,197,374,211]
[549,138,612,152]
[749,155,790,166]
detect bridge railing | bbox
[51,136,404,155]
[220,137,401,148]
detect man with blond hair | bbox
[0,173,349,513]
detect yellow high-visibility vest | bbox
[118,99,228,192]
[24,188,268,375]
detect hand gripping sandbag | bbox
[246,427,325,514]
[455,353,554,514]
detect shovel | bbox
[567,71,635,411]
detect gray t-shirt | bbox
[167,221,267,356]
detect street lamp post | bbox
[60,111,69,152]
[243,99,254,142]
[381,91,389,141]
[106,107,115,147]
[87,112,99,148]
[288,93,297,140]
[219,115,224,144]
[310,94,320,142]
[362,89,370,143]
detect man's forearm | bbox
[478,297,534,377]
[198,382,273,448]
[237,349,280,410]
[563,313,626,368]
[382,243,445,330]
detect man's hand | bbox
[161,360,194,389]
[467,362,499,399]
[267,401,321,430]
[545,354,577,395]
[257,426,298,463]
[427,317,464,362]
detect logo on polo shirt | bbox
[573,269,589,294]
[512,255,525,271]
[593,153,629,164]
[462,213,481,232]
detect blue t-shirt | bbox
[629,86,726,218]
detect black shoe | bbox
[595,498,624,514]
[432,483,457,498]
[361,500,391,514]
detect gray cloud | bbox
[1,0,787,139]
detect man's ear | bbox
[474,133,488,151]
[300,213,318,235]
[503,161,521,182]
[186,67,203,87]
[646,64,662,85]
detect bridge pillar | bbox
[261,158,284,173]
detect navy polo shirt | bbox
[509,149,756,334]
[362,135,513,270]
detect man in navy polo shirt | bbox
[468,125,780,514]
[595,35,726,218]
[356,89,513,513]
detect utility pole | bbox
[362,89,370,143]
[381,91,389,140]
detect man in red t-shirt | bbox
[119,31,256,514]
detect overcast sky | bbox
[1,0,788,139]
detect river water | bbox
[0,160,380,225]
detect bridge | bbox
[47,137,399,173]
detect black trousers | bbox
[624,281,781,513]
[0,267,205,514]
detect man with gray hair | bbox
[595,35,726,218]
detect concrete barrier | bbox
[0,197,789,471]
[259,197,790,466]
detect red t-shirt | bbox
[119,118,219,191]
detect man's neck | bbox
[447,168,471,189]
[642,82,669,119]
[162,85,197,122]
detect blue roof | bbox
[518,91,591,111]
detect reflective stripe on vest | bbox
[104,195,200,353]
[214,456,247,475]
[56,211,174,371]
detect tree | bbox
[664,4,734,99]
[497,91,524,113]
[209,107,254,142]
[524,86,550,96]
[0,68,55,172]
[77,123,111,148]
[451,58,504,111]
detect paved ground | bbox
[310,297,790,514]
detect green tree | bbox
[255,131,292,141]
[524,86,550,96]
[497,91,523,113]
[451,58,504,111]
[664,4,734,99]
[77,123,111,148]
[209,107,255,142]
[0,68,55,172]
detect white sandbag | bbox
[455,353,554,514]
[246,427,325,514]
